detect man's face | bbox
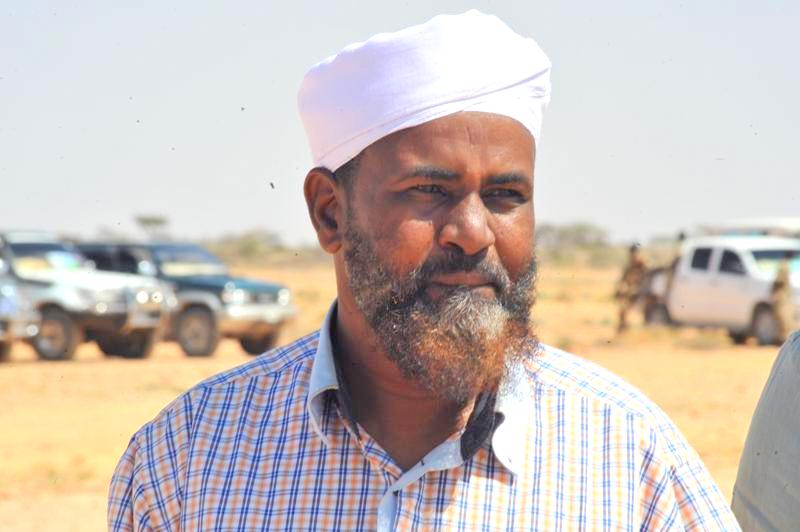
[340,112,539,403]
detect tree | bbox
[135,215,170,241]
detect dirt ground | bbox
[0,263,777,531]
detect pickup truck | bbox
[78,242,297,357]
[0,232,175,360]
[644,236,800,345]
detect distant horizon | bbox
[9,215,799,250]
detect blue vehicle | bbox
[0,267,40,362]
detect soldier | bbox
[772,252,795,341]
[615,243,648,333]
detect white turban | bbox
[297,10,552,171]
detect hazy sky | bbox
[2,1,798,245]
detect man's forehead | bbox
[361,112,535,176]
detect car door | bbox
[712,249,755,328]
[669,246,716,324]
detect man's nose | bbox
[437,193,495,256]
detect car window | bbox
[8,242,90,273]
[690,248,712,271]
[719,250,746,275]
[82,249,115,271]
[752,249,800,274]
[152,244,227,277]
[118,250,140,274]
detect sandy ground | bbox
[0,263,778,530]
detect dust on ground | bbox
[0,263,774,530]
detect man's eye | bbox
[412,184,446,195]
[483,188,524,199]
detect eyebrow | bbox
[485,172,530,186]
[400,166,460,181]
[399,167,531,186]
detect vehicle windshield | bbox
[152,244,228,277]
[9,242,91,274]
[751,249,800,274]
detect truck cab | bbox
[647,236,800,344]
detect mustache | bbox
[387,249,515,310]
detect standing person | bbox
[732,331,800,529]
[108,11,738,530]
[615,243,648,333]
[771,253,795,341]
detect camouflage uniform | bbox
[615,249,648,333]
[772,260,795,340]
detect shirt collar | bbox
[306,300,529,475]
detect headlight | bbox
[222,287,250,305]
[277,288,291,306]
[135,290,150,304]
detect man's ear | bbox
[304,167,345,254]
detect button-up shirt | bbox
[109,303,739,530]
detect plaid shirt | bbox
[109,303,739,531]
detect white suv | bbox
[0,232,176,360]
[646,235,800,345]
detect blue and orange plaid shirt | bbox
[109,303,739,530]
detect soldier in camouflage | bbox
[615,244,648,334]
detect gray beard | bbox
[342,217,539,404]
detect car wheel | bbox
[239,333,278,356]
[728,330,749,345]
[644,303,671,326]
[97,331,156,359]
[752,306,782,346]
[0,342,10,362]
[176,307,219,357]
[34,307,81,361]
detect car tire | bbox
[644,303,671,326]
[34,307,81,361]
[176,307,219,357]
[0,342,10,362]
[752,306,782,346]
[728,330,749,345]
[97,331,156,359]
[239,333,278,356]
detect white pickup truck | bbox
[645,235,800,345]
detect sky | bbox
[2,1,798,246]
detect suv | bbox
[644,235,800,345]
[0,232,174,360]
[0,266,40,361]
[78,242,297,357]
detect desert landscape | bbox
[0,261,777,531]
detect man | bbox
[732,331,800,529]
[771,253,795,341]
[614,243,648,333]
[109,11,739,530]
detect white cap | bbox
[298,10,552,171]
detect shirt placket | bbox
[337,404,466,532]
